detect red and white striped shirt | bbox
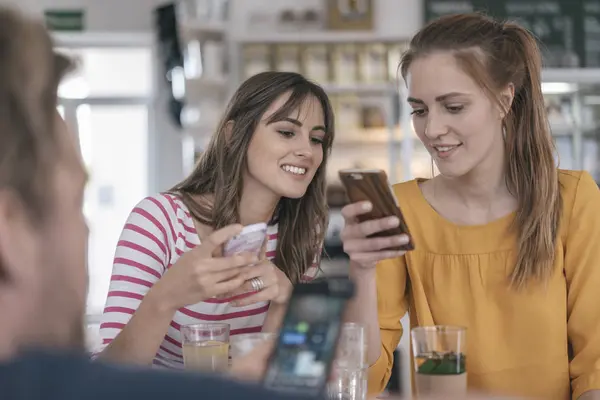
[99,193,319,369]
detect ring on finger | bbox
[250,277,265,292]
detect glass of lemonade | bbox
[181,323,230,373]
[411,325,467,398]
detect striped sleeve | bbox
[98,195,174,352]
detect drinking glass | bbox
[411,325,467,398]
[181,322,230,372]
[328,323,368,400]
[229,332,275,359]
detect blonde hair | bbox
[400,13,561,289]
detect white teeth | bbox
[281,165,306,175]
[435,146,456,152]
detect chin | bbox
[279,188,309,199]
[435,163,472,179]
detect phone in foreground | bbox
[338,168,414,251]
[262,277,355,397]
[223,222,268,257]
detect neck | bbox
[439,141,512,208]
[0,334,17,363]
[239,178,280,226]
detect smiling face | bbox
[406,51,508,179]
[245,92,326,199]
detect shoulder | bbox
[391,179,421,199]
[558,170,600,233]
[558,169,599,207]
[558,169,588,193]
[133,193,183,216]
[131,193,194,225]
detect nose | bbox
[294,135,314,159]
[423,111,447,141]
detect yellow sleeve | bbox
[564,172,600,399]
[367,255,409,394]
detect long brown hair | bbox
[171,71,335,283]
[400,13,561,289]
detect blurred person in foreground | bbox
[0,6,320,400]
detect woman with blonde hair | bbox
[341,13,600,399]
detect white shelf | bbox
[542,69,600,84]
[235,31,406,44]
[180,20,227,38]
[551,123,599,136]
[321,82,397,94]
[53,32,152,47]
[186,76,228,89]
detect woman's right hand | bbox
[340,201,411,269]
[148,224,258,312]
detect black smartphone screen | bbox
[263,287,349,397]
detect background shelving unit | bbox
[230,33,408,189]
[175,0,232,171]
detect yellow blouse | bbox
[368,170,600,399]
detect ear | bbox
[498,83,515,119]
[224,120,235,143]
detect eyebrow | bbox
[279,117,326,132]
[407,92,469,104]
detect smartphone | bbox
[262,277,355,397]
[338,168,414,251]
[223,222,268,257]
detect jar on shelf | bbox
[332,44,359,85]
[301,44,330,83]
[275,44,301,73]
[242,44,272,79]
[359,43,388,83]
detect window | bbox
[58,45,152,317]
[58,47,152,99]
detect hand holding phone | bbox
[337,169,413,268]
[150,224,259,311]
[223,222,268,257]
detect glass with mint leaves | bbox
[411,326,467,398]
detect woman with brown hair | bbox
[341,13,600,399]
[97,71,334,367]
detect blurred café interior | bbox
[24,0,600,394]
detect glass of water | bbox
[229,332,275,359]
[328,323,368,400]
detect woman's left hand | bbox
[229,259,293,307]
